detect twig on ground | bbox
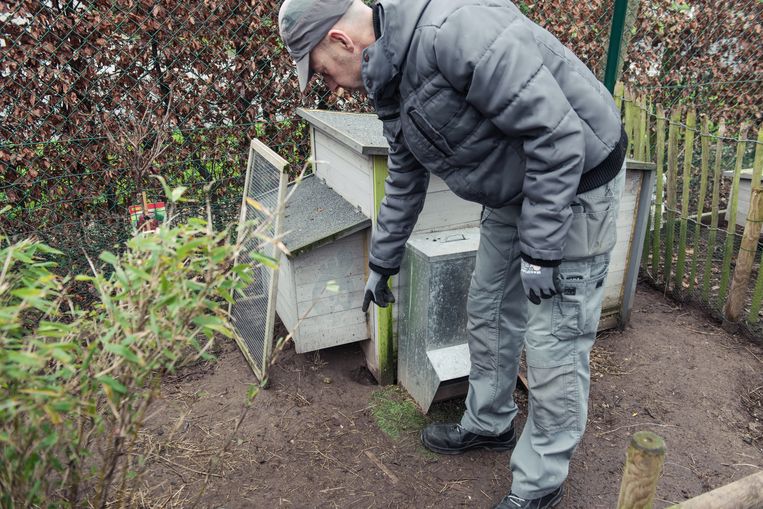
[155,455,223,478]
[721,463,761,469]
[364,450,399,485]
[595,423,677,437]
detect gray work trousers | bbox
[460,167,625,500]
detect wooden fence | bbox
[616,83,763,333]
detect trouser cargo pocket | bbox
[526,356,578,434]
[552,257,610,340]
[563,169,625,260]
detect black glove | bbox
[361,270,395,312]
[520,259,558,305]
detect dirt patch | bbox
[137,284,763,508]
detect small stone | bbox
[323,377,332,384]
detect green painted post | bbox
[718,123,750,306]
[701,120,725,302]
[603,0,631,93]
[689,115,711,294]
[651,105,666,279]
[675,108,696,298]
[372,155,395,385]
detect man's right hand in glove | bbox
[361,270,395,312]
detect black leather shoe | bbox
[494,485,564,509]
[420,422,515,455]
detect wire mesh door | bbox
[231,138,288,382]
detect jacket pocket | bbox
[407,108,454,157]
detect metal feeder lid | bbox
[406,227,480,262]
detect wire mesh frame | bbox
[230,138,288,382]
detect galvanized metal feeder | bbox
[285,109,654,412]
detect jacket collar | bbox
[361,0,431,103]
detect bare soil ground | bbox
[139,284,763,508]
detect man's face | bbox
[309,32,365,94]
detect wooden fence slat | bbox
[675,108,696,297]
[664,108,682,292]
[639,95,652,269]
[745,125,763,322]
[689,115,711,293]
[651,105,667,278]
[634,95,644,161]
[718,122,750,305]
[614,81,625,113]
[638,97,648,161]
[623,87,635,158]
[701,120,726,302]
[644,97,652,162]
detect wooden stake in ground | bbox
[667,470,763,509]
[724,187,763,323]
[616,431,666,509]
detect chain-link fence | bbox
[2,0,761,277]
[623,0,762,126]
[621,85,763,339]
[0,0,368,272]
[521,0,614,79]
[642,211,763,338]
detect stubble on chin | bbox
[335,87,367,99]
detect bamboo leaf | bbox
[97,375,128,395]
[104,343,140,364]
[99,251,119,266]
[250,251,278,270]
[171,186,187,203]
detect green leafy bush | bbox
[0,199,255,507]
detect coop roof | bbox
[280,174,371,256]
[297,108,389,156]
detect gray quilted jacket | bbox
[362,0,627,274]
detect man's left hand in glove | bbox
[520,259,559,305]
[362,270,395,312]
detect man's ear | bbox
[327,29,355,52]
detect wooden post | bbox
[667,470,763,509]
[724,188,763,323]
[617,431,666,509]
[701,120,725,301]
[746,125,763,322]
[372,155,395,386]
[718,122,750,305]
[675,108,696,298]
[651,105,666,279]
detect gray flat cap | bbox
[278,0,354,92]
